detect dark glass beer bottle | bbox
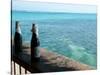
[14,21,22,55]
[31,24,40,62]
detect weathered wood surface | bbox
[12,42,94,73]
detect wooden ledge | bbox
[12,46,94,73]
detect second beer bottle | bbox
[31,24,40,63]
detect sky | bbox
[12,0,97,13]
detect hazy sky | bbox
[12,0,97,13]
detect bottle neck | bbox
[16,26,21,34]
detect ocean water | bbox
[12,11,97,68]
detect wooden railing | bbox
[11,60,30,75]
[11,46,41,75]
[11,55,42,75]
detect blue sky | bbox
[12,0,97,13]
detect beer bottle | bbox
[31,24,40,62]
[14,21,22,55]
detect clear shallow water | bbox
[12,11,97,68]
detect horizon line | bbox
[12,10,97,14]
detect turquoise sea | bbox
[12,11,97,68]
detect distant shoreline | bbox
[12,10,96,15]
